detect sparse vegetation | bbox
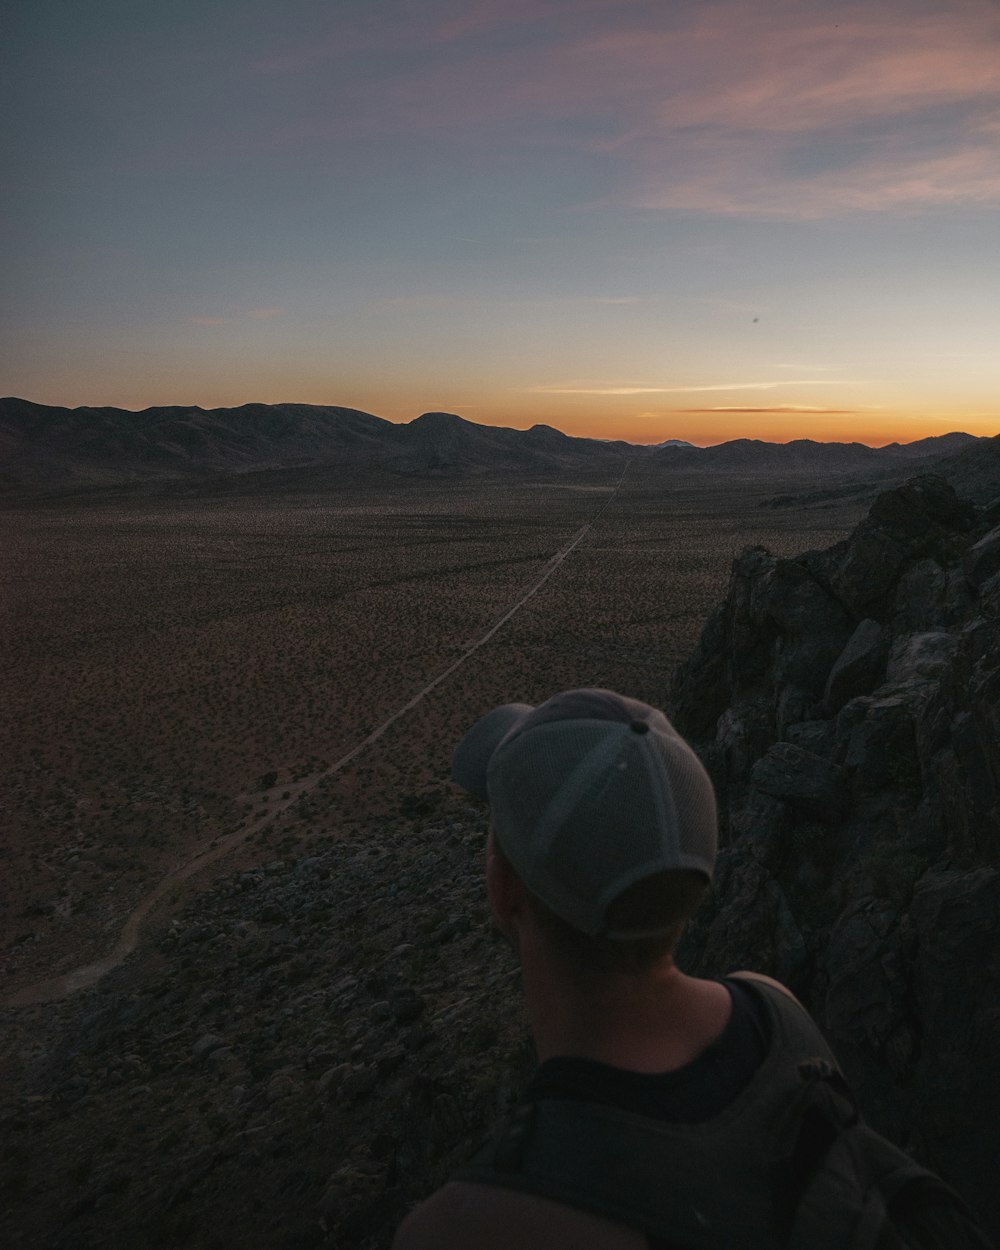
[0,464,864,990]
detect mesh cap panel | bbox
[488,715,716,935]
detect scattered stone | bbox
[266,1069,301,1103]
[191,1033,226,1061]
[390,994,424,1023]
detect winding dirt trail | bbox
[6,463,629,1008]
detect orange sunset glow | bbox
[3,0,999,446]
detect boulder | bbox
[868,474,975,539]
[752,558,849,640]
[827,528,908,616]
[838,694,919,796]
[822,901,904,1049]
[750,742,847,820]
[782,719,837,756]
[824,619,886,712]
[964,523,1000,587]
[885,631,959,685]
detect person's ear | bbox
[486,828,524,937]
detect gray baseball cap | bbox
[452,688,717,937]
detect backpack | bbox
[453,980,993,1250]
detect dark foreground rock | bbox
[672,474,1000,1239]
[0,812,531,1250]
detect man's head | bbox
[452,688,717,971]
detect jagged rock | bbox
[782,719,837,756]
[827,527,908,615]
[751,743,847,819]
[822,901,905,1049]
[964,523,1000,586]
[820,476,975,618]
[824,618,886,711]
[671,475,1000,1237]
[752,558,849,639]
[980,571,1000,618]
[681,849,808,986]
[775,684,819,736]
[868,474,975,538]
[885,631,959,685]
[891,558,972,631]
[838,694,919,794]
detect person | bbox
[392,688,991,1250]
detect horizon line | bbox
[1,394,989,451]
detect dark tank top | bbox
[522,977,770,1123]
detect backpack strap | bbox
[456,1095,778,1249]
[455,979,827,1248]
[741,983,970,1250]
[453,980,981,1250]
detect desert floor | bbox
[1,461,866,998]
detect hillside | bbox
[0,399,628,491]
[0,397,983,494]
[653,436,886,471]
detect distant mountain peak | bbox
[1,398,990,495]
[410,411,467,426]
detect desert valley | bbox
[2,400,999,1248]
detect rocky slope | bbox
[672,473,1000,1237]
[0,807,532,1250]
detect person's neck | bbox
[521,948,732,1073]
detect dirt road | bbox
[6,462,629,1007]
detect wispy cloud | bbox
[574,3,1000,216]
[241,0,1000,218]
[248,307,286,320]
[529,385,673,395]
[678,405,859,414]
[530,379,864,395]
[373,293,641,312]
[189,316,227,326]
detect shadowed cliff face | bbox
[671,474,1000,1238]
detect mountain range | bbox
[0,396,990,494]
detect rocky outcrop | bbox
[672,474,1000,1238]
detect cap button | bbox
[630,720,649,734]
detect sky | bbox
[3,0,1000,446]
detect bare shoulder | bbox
[392,1180,647,1250]
[728,970,804,1007]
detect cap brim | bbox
[452,703,533,800]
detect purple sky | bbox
[3,0,999,444]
